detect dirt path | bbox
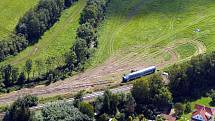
[0,0,207,105]
[0,41,180,105]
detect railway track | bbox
[30,85,132,111]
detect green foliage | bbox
[16,0,65,43]
[77,22,97,47]
[73,38,89,64]
[0,0,78,62]
[41,102,92,121]
[0,0,39,39]
[71,0,110,66]
[25,59,33,80]
[95,90,136,120]
[174,103,184,118]
[1,64,19,87]
[96,90,118,115]
[131,74,172,119]
[209,90,215,106]
[169,52,215,101]
[18,71,26,84]
[0,35,28,62]
[3,95,38,121]
[79,102,94,118]
[64,51,77,71]
[73,90,85,108]
[184,102,192,113]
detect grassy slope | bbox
[174,44,196,59]
[89,0,215,68]
[0,0,39,39]
[0,0,86,69]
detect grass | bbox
[0,0,86,72]
[87,0,215,69]
[2,0,215,72]
[0,0,39,40]
[163,53,172,61]
[178,97,212,121]
[174,44,197,59]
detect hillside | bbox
[0,0,86,71]
[90,0,215,68]
[0,0,214,105]
[0,0,39,39]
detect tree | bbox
[174,103,184,118]
[41,102,92,121]
[3,95,38,121]
[77,23,97,47]
[25,59,33,80]
[95,89,120,115]
[74,90,85,108]
[184,102,192,113]
[79,102,94,118]
[11,67,19,84]
[18,71,26,84]
[124,93,136,115]
[131,74,172,119]
[1,65,15,87]
[64,51,77,71]
[73,38,89,64]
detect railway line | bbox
[30,85,132,111]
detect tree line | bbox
[0,0,78,62]
[0,0,110,93]
[3,74,171,121]
[168,51,215,102]
[70,0,110,66]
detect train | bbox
[122,66,156,82]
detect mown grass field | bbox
[1,0,215,78]
[0,0,39,40]
[88,0,215,69]
[0,0,86,71]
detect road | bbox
[30,85,132,111]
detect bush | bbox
[79,102,94,118]
[41,102,92,121]
[3,95,37,121]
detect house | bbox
[191,104,215,121]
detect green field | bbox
[88,0,215,68]
[0,0,86,71]
[174,44,197,59]
[2,0,215,76]
[0,0,39,39]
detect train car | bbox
[122,66,156,82]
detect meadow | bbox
[88,0,215,70]
[0,0,39,39]
[0,0,86,71]
[2,0,215,79]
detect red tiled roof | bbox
[192,104,215,121]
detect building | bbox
[191,104,215,121]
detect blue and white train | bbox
[122,66,156,82]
